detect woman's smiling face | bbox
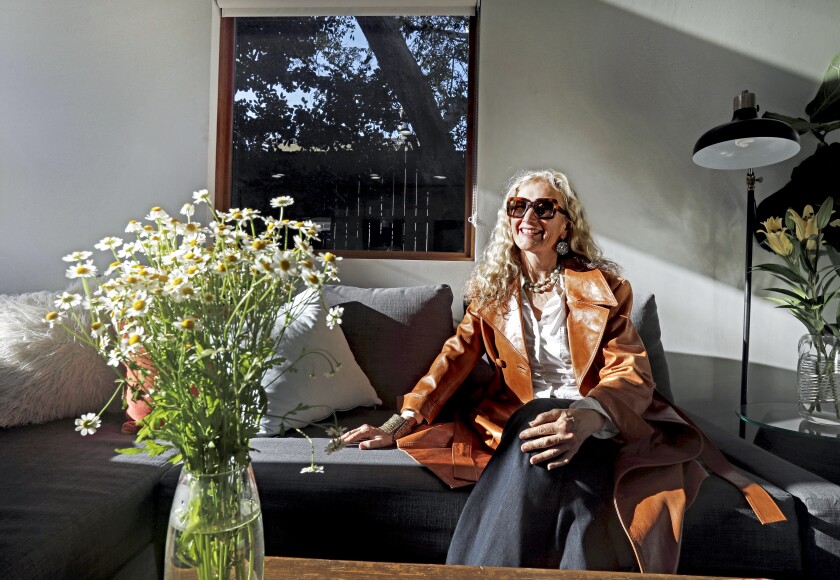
[509,180,569,262]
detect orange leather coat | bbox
[397,266,785,573]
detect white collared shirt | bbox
[519,275,618,439]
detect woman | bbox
[341,169,785,573]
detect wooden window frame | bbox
[214,15,478,261]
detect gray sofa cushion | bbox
[631,292,673,402]
[0,413,176,579]
[324,284,455,409]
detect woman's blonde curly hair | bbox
[464,169,620,311]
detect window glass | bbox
[231,16,472,254]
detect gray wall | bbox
[1,0,838,432]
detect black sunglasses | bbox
[506,197,568,219]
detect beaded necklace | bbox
[523,265,562,294]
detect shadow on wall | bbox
[667,352,796,434]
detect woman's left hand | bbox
[519,407,606,469]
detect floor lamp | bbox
[693,90,800,438]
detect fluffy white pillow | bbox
[258,289,380,434]
[0,290,117,428]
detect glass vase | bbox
[164,462,264,580]
[797,334,840,425]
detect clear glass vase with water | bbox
[797,334,840,425]
[164,463,264,580]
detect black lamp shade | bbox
[693,107,800,170]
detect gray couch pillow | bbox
[323,284,455,409]
[630,292,674,402]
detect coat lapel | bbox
[476,284,529,362]
[564,268,618,385]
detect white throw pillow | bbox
[0,290,117,428]
[258,289,380,434]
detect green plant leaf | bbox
[816,197,835,230]
[805,51,840,124]
[766,297,802,309]
[115,447,145,455]
[766,285,808,300]
[754,262,810,286]
[827,245,840,270]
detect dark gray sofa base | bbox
[2,408,829,580]
[0,414,175,580]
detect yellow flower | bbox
[762,230,794,256]
[760,216,784,233]
[788,205,819,249]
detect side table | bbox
[738,402,840,485]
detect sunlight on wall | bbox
[600,235,801,371]
[597,0,840,82]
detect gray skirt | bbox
[446,398,636,571]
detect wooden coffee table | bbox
[264,557,736,579]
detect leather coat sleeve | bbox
[400,305,485,424]
[585,279,655,442]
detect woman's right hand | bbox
[340,424,396,449]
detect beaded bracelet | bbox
[379,414,413,440]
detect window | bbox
[215,12,477,258]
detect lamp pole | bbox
[741,170,758,439]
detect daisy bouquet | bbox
[47,190,345,471]
[48,191,349,577]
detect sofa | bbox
[1,283,839,579]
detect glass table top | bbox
[738,403,840,440]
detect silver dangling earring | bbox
[556,239,569,256]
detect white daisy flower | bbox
[66,261,98,279]
[62,251,92,263]
[273,252,297,279]
[94,237,123,251]
[75,413,101,436]
[325,426,346,439]
[174,316,200,332]
[146,206,169,221]
[270,196,294,208]
[300,465,324,474]
[180,203,195,217]
[325,437,346,454]
[174,282,197,300]
[118,241,143,259]
[121,325,145,352]
[301,269,324,289]
[317,252,342,265]
[127,291,150,316]
[106,348,123,367]
[105,260,123,276]
[44,311,62,328]
[125,220,143,234]
[193,189,210,204]
[55,292,83,311]
[89,321,106,338]
[326,306,344,329]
